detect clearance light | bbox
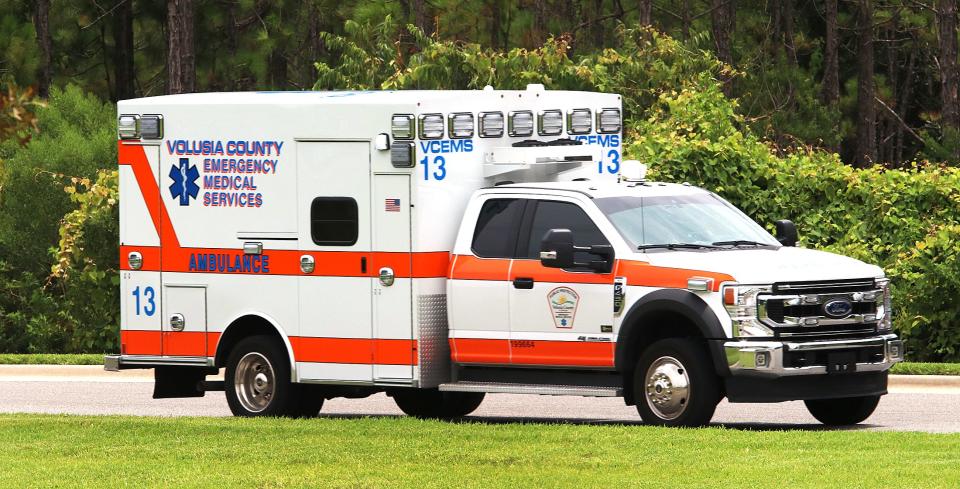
[391,142,415,168]
[419,113,444,139]
[391,114,414,140]
[567,108,592,134]
[509,110,534,137]
[539,109,563,136]
[118,114,140,139]
[480,111,505,138]
[140,114,164,139]
[448,112,474,138]
[597,108,621,133]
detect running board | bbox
[439,381,622,397]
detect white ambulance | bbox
[106,86,903,426]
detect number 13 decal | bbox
[420,155,446,180]
[132,285,156,316]
[599,149,620,174]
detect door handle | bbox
[513,277,534,289]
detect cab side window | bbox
[472,199,525,258]
[524,200,608,262]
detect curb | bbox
[889,374,960,389]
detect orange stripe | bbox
[450,338,510,364]
[449,255,511,281]
[120,330,161,355]
[118,142,180,248]
[509,259,614,285]
[290,337,417,365]
[121,330,220,356]
[509,339,614,367]
[616,260,734,292]
[119,245,161,271]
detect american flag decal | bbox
[385,198,401,212]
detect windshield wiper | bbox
[711,240,772,247]
[638,243,722,251]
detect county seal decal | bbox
[547,287,580,328]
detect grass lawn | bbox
[891,362,960,376]
[1,414,958,488]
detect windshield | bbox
[594,193,780,250]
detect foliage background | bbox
[0,19,958,360]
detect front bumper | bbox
[104,354,213,371]
[723,333,903,377]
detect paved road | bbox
[1,371,957,432]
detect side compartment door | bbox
[119,144,162,356]
[371,174,414,381]
[296,142,373,382]
[508,200,616,367]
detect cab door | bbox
[508,199,616,367]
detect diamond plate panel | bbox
[417,294,451,387]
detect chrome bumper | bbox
[724,333,903,377]
[104,354,213,371]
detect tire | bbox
[633,338,721,427]
[804,395,880,426]
[225,335,305,417]
[292,385,326,418]
[392,389,485,419]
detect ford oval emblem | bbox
[824,299,853,318]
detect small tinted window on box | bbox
[472,199,525,258]
[311,197,358,246]
[526,200,608,261]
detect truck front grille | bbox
[759,278,881,339]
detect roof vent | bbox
[526,83,545,92]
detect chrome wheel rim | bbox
[644,355,691,421]
[235,352,275,413]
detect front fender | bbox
[615,288,730,377]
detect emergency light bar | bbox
[419,114,444,139]
[567,109,592,134]
[539,110,563,136]
[391,142,415,168]
[392,114,414,140]
[597,108,621,134]
[140,115,164,139]
[448,112,474,138]
[480,111,505,138]
[118,114,139,139]
[509,111,534,137]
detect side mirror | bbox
[539,229,615,273]
[775,219,798,247]
[539,229,575,269]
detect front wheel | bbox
[804,395,880,426]
[633,338,721,427]
[392,390,485,419]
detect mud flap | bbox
[153,366,217,399]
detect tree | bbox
[638,0,653,27]
[167,0,196,94]
[855,0,877,166]
[938,0,960,136]
[32,0,51,98]
[821,0,839,106]
[711,0,736,95]
[113,0,135,100]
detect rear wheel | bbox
[392,390,485,419]
[225,335,310,417]
[633,338,720,427]
[804,395,880,426]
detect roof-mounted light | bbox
[567,108,592,134]
[597,108,621,134]
[391,142,415,168]
[118,114,140,139]
[140,114,164,140]
[538,110,563,136]
[479,111,504,138]
[419,113,444,139]
[508,110,534,137]
[392,114,414,140]
[448,112,474,138]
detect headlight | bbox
[877,278,892,331]
[722,284,774,338]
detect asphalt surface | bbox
[1,369,958,432]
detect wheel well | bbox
[214,315,288,368]
[621,310,704,406]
